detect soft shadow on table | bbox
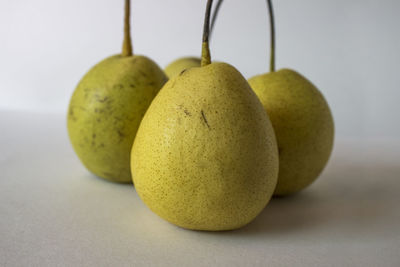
[85,172,134,186]
[215,156,400,237]
[72,149,400,239]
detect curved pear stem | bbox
[210,0,223,39]
[267,0,275,72]
[122,0,133,57]
[201,0,213,67]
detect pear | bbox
[67,0,167,183]
[249,69,334,196]
[164,57,201,78]
[248,0,334,196]
[131,0,279,231]
[164,0,224,79]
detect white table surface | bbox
[1,110,399,267]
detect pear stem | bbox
[267,0,275,72]
[201,0,213,67]
[210,0,223,39]
[122,0,133,57]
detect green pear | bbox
[249,69,334,196]
[164,0,224,79]
[131,0,278,231]
[248,0,334,196]
[164,57,201,78]
[67,0,167,183]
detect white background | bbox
[0,0,399,138]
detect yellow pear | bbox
[249,69,334,196]
[131,0,279,231]
[67,0,167,183]
[248,0,334,196]
[164,57,201,78]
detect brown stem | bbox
[201,0,213,66]
[210,0,224,40]
[122,0,133,56]
[267,0,275,72]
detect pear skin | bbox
[164,57,201,79]
[131,63,279,231]
[68,55,167,183]
[249,69,334,196]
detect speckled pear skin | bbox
[248,69,334,196]
[131,62,279,231]
[164,57,201,79]
[68,55,167,183]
